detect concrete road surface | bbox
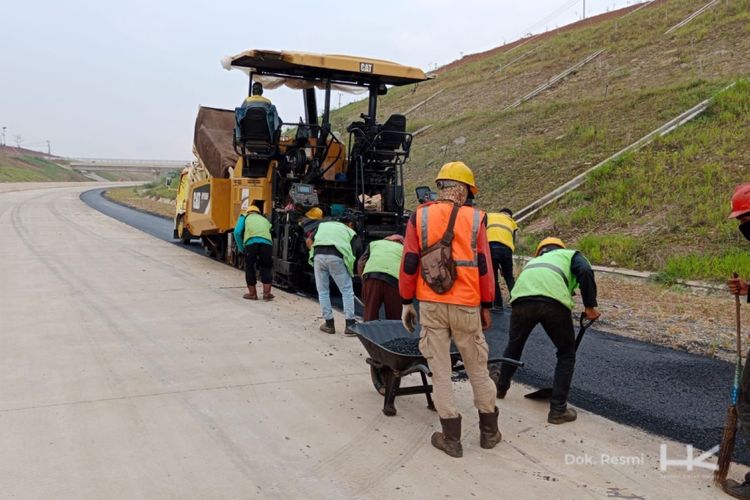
[0,183,739,499]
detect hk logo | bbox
[659,444,719,472]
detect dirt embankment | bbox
[435,1,659,74]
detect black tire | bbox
[176,216,191,245]
[370,365,387,396]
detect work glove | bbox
[402,304,417,333]
[481,308,492,331]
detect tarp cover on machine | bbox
[193,106,238,179]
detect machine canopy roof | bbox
[226,49,429,87]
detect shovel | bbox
[524,312,596,400]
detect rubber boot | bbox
[262,283,275,301]
[548,407,577,424]
[431,416,463,458]
[479,407,502,449]
[319,319,335,334]
[243,286,258,300]
[344,319,358,337]
[724,472,750,499]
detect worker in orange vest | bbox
[399,161,499,458]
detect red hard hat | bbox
[729,183,750,218]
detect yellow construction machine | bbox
[174,49,429,290]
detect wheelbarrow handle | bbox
[487,356,524,368]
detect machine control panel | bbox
[289,183,319,208]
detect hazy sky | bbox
[1,0,642,159]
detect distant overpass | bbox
[66,157,191,173]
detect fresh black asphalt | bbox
[81,187,749,465]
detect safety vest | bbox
[486,212,517,251]
[243,213,272,244]
[309,221,356,274]
[363,240,403,280]
[510,249,580,309]
[415,202,483,307]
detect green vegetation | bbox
[140,173,180,200]
[105,185,175,219]
[0,153,90,182]
[326,0,750,282]
[523,80,750,281]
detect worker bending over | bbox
[307,214,358,336]
[496,237,600,424]
[487,208,518,312]
[358,234,404,321]
[723,183,750,499]
[400,161,500,458]
[234,205,274,301]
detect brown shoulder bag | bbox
[420,204,460,294]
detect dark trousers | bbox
[362,277,401,321]
[738,349,750,443]
[499,300,576,411]
[490,243,515,307]
[244,243,273,286]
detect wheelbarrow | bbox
[352,320,524,416]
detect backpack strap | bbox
[440,204,461,245]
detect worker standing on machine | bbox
[307,214,358,336]
[399,161,500,458]
[495,237,600,424]
[486,208,518,312]
[358,234,404,321]
[233,205,274,301]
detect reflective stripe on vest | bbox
[486,213,517,251]
[309,221,356,274]
[510,249,578,309]
[415,202,483,307]
[363,239,403,280]
[420,205,480,267]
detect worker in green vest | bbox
[233,205,274,301]
[357,234,404,321]
[306,214,358,335]
[495,237,600,424]
[487,208,518,312]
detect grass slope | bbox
[522,79,750,281]
[326,0,750,281]
[0,149,90,182]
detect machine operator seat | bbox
[369,113,409,163]
[234,106,280,159]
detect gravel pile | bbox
[381,337,422,356]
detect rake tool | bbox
[714,272,743,485]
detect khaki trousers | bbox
[418,301,497,418]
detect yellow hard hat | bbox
[436,161,478,195]
[246,205,261,214]
[535,237,566,256]
[305,207,323,220]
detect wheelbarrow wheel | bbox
[370,365,387,396]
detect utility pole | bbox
[583,0,586,19]
[46,140,51,155]
[1,126,6,146]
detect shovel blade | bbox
[524,387,553,400]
